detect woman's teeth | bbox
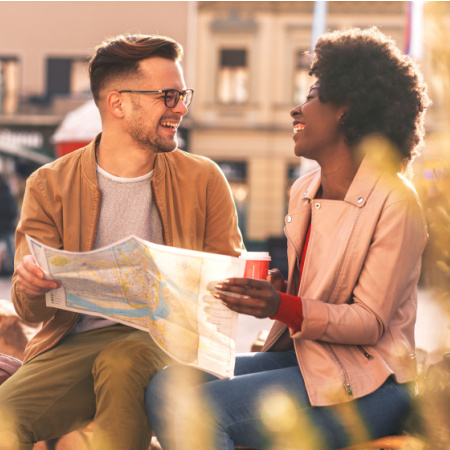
[294,123,305,133]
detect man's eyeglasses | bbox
[118,89,194,108]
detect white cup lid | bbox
[238,251,271,261]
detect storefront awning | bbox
[0,140,53,165]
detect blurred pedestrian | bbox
[0,175,18,275]
[146,27,430,449]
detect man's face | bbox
[122,57,189,154]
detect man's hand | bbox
[16,255,60,297]
[214,278,281,318]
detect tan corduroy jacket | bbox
[12,136,244,363]
[262,154,428,406]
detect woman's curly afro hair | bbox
[310,27,430,170]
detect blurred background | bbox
[0,4,449,446]
[0,0,448,352]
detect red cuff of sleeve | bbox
[271,292,303,332]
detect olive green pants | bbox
[0,325,173,450]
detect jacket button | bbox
[287,216,292,223]
[357,197,364,204]
[315,202,321,209]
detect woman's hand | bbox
[266,268,286,293]
[214,278,281,319]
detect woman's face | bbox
[290,82,347,161]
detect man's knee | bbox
[93,335,167,386]
[0,391,34,448]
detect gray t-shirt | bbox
[71,162,164,334]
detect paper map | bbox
[26,235,246,378]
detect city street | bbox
[1,275,448,357]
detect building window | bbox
[285,159,318,212]
[46,57,90,99]
[217,161,248,239]
[0,57,19,115]
[218,49,248,104]
[293,51,311,105]
[286,163,301,213]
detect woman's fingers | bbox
[215,278,271,295]
[214,280,280,318]
[266,269,286,292]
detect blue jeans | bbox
[145,351,413,450]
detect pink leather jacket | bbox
[262,154,428,406]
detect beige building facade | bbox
[0,1,193,111]
[191,1,407,244]
[0,1,194,160]
[1,1,448,258]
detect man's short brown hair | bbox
[89,33,183,104]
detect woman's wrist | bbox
[271,292,303,331]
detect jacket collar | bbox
[81,133,176,184]
[80,133,101,185]
[302,153,386,208]
[300,169,322,201]
[344,154,383,208]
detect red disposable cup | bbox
[239,252,271,280]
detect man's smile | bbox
[160,120,179,130]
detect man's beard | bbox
[129,100,178,153]
[130,127,178,154]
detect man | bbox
[0,34,243,450]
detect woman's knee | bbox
[145,365,217,434]
[145,367,170,411]
[146,365,213,412]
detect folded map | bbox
[26,234,246,378]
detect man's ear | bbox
[106,91,126,118]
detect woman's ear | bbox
[338,106,349,124]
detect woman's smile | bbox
[293,122,306,133]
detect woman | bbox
[145,27,430,449]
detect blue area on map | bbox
[153,281,171,319]
[66,291,171,321]
[61,238,205,322]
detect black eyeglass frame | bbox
[118,89,194,108]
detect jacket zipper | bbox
[325,208,363,397]
[327,208,363,301]
[357,345,374,360]
[285,205,364,399]
[284,226,300,272]
[286,223,355,398]
[327,206,366,397]
[327,344,354,398]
